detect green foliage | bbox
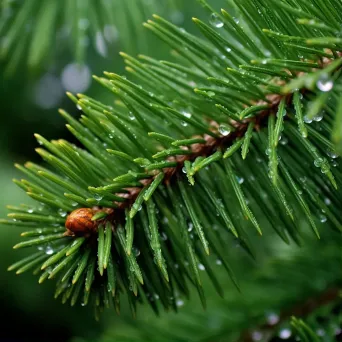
[96,233,342,341]
[1,0,341,326]
[0,0,181,73]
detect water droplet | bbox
[319,214,327,223]
[303,115,313,123]
[252,331,263,341]
[181,110,192,118]
[45,246,54,255]
[279,328,291,339]
[233,17,240,24]
[95,31,107,57]
[209,13,224,28]
[103,25,118,43]
[219,124,231,136]
[176,299,184,307]
[264,50,271,57]
[324,197,331,205]
[313,111,324,122]
[261,59,268,64]
[236,176,244,184]
[225,47,232,53]
[314,157,324,167]
[128,111,135,120]
[316,73,333,92]
[207,91,216,97]
[188,223,193,232]
[133,247,140,257]
[181,121,188,127]
[94,194,103,201]
[327,149,339,158]
[198,263,205,271]
[71,201,78,207]
[216,259,222,265]
[266,312,279,325]
[27,208,34,213]
[35,74,63,109]
[61,63,91,93]
[58,209,67,217]
[280,136,288,145]
[161,232,168,241]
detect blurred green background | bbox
[0,1,227,341]
[1,1,340,342]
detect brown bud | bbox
[65,208,96,234]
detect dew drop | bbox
[176,299,184,307]
[279,136,288,145]
[216,259,222,265]
[324,197,331,206]
[181,121,188,127]
[181,110,192,118]
[313,111,324,122]
[45,246,54,255]
[71,201,78,207]
[133,247,141,257]
[316,73,333,92]
[103,25,118,43]
[303,115,313,124]
[218,124,231,136]
[27,208,34,213]
[58,209,67,217]
[198,263,205,271]
[251,331,263,341]
[188,223,193,232]
[95,31,107,57]
[279,328,291,339]
[94,194,103,201]
[209,13,224,28]
[319,214,327,223]
[61,63,91,93]
[128,112,135,120]
[327,149,339,159]
[207,91,216,97]
[266,312,279,325]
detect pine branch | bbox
[240,287,341,342]
[0,0,181,73]
[1,0,342,320]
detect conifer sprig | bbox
[0,0,180,73]
[1,0,341,318]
